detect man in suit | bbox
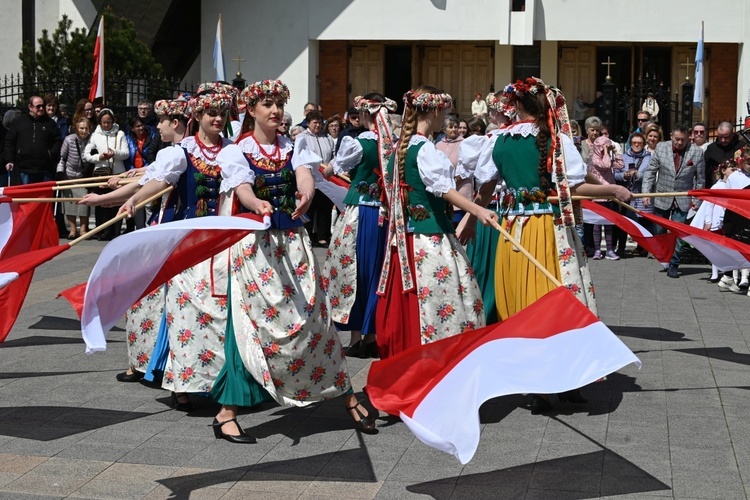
[642,123,706,278]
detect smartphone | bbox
[628,163,636,170]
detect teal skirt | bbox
[211,286,273,407]
[465,218,499,324]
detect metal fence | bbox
[0,72,196,122]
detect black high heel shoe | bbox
[171,392,194,412]
[346,400,378,434]
[345,340,363,358]
[115,370,143,383]
[559,389,588,404]
[211,418,257,444]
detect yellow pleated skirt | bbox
[494,214,561,321]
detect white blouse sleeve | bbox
[727,170,750,189]
[217,144,255,193]
[473,136,500,186]
[331,136,363,174]
[456,135,486,179]
[560,134,586,187]
[291,134,321,171]
[417,141,456,197]
[139,145,187,186]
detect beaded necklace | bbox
[194,133,222,162]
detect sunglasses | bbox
[693,130,706,135]
[637,118,647,122]
[631,141,644,146]
[33,104,44,109]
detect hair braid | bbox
[396,107,417,206]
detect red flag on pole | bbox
[0,244,71,341]
[580,200,677,264]
[88,16,104,102]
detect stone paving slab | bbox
[0,240,748,499]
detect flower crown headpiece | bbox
[403,89,453,111]
[154,93,191,118]
[486,92,517,120]
[239,80,291,107]
[353,95,398,115]
[502,77,545,103]
[188,82,235,114]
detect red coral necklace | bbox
[250,133,281,162]
[195,133,222,162]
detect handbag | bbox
[75,139,96,178]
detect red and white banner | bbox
[82,213,270,353]
[88,17,104,102]
[641,211,750,271]
[0,188,60,341]
[0,245,70,341]
[689,188,750,220]
[581,200,677,264]
[366,287,641,464]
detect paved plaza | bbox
[0,239,748,499]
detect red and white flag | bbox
[0,190,60,341]
[88,16,104,102]
[82,213,270,353]
[0,244,70,341]
[581,200,677,264]
[366,287,641,464]
[641,211,750,271]
[689,188,750,220]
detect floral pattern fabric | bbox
[323,207,359,324]
[229,226,351,407]
[412,233,485,342]
[125,286,165,373]
[162,257,229,393]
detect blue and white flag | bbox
[213,15,226,82]
[694,22,704,109]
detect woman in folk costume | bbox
[375,86,498,360]
[468,78,631,412]
[120,83,236,411]
[320,93,395,359]
[79,96,191,384]
[456,92,517,324]
[209,80,376,444]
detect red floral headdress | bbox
[403,89,453,111]
[239,80,291,107]
[502,77,544,103]
[353,95,398,115]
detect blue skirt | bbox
[334,205,387,335]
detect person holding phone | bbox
[614,132,652,255]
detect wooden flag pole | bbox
[68,186,173,247]
[489,219,562,287]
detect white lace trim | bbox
[220,173,256,193]
[408,134,429,146]
[429,180,452,197]
[358,130,377,141]
[180,136,233,165]
[238,135,294,162]
[140,170,181,186]
[496,122,539,137]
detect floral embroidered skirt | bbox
[162,258,229,393]
[227,228,351,407]
[324,205,387,334]
[125,286,165,374]
[494,214,561,320]
[375,233,485,359]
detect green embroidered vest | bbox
[388,141,454,235]
[343,138,381,206]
